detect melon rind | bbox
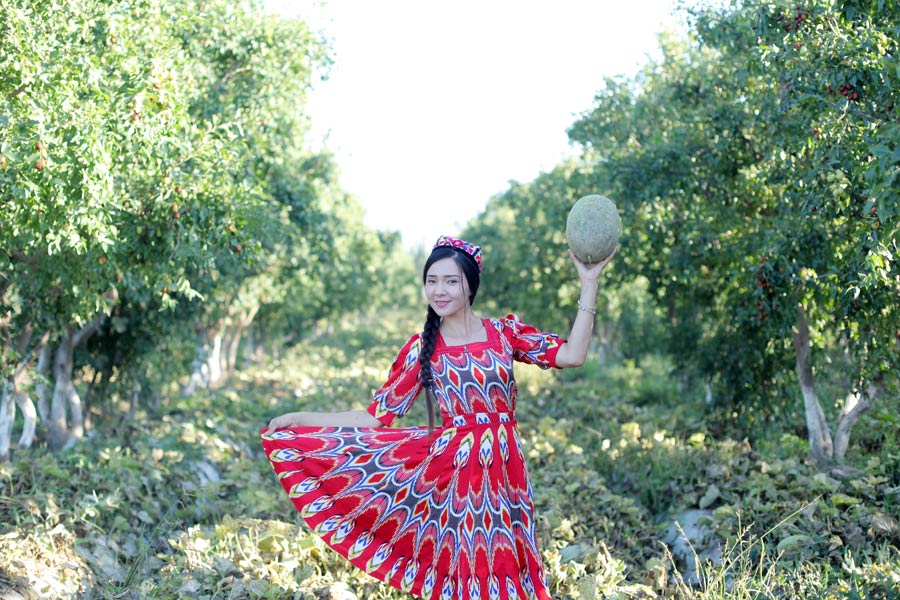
[565,194,621,263]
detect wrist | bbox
[580,279,599,293]
[577,299,597,316]
[579,287,598,304]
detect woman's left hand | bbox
[568,245,618,285]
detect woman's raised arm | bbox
[554,247,617,368]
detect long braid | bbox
[419,306,441,433]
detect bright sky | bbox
[264,1,692,250]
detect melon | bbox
[565,194,621,263]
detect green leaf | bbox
[830,493,861,507]
[776,534,815,553]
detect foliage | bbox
[0,0,408,455]
[568,0,899,424]
[465,0,899,458]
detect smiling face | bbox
[424,257,471,319]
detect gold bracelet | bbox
[577,300,596,315]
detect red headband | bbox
[433,235,483,272]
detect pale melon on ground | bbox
[565,194,621,263]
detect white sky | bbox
[264,1,693,250]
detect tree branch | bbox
[11,249,47,266]
[12,330,51,384]
[791,306,834,462]
[6,82,29,100]
[72,317,103,348]
[833,383,876,460]
[849,107,882,125]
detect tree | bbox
[565,0,899,462]
[0,0,349,456]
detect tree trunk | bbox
[127,382,140,424]
[791,307,833,464]
[207,324,225,387]
[227,305,260,373]
[181,342,210,397]
[0,326,47,459]
[0,381,14,462]
[49,330,75,450]
[220,324,234,378]
[49,320,101,451]
[253,323,268,360]
[244,323,257,365]
[15,390,37,449]
[36,343,52,423]
[833,383,875,460]
[226,324,241,373]
[606,313,621,357]
[595,342,608,365]
[81,368,102,432]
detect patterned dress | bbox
[261,314,564,600]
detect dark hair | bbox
[419,246,481,432]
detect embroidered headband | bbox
[433,235,483,272]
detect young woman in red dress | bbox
[262,235,615,600]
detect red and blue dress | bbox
[261,314,564,600]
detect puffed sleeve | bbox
[366,333,424,426]
[500,313,566,370]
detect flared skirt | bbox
[261,411,552,600]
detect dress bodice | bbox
[367,315,564,427]
[430,318,518,418]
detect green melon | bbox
[565,194,621,263]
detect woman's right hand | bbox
[264,411,309,435]
[263,409,383,435]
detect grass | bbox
[0,308,898,599]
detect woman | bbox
[262,235,615,600]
